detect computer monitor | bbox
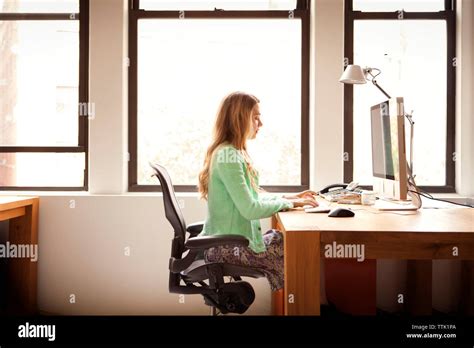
[370,97,408,201]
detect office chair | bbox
[150,163,266,315]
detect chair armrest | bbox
[186,221,204,237]
[185,235,249,250]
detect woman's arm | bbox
[215,148,293,220]
[260,194,282,201]
[261,194,319,210]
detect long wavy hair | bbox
[198,92,261,200]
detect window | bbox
[353,0,445,12]
[0,0,89,190]
[140,0,297,11]
[129,0,310,192]
[344,0,456,192]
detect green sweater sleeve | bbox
[214,148,293,220]
[261,194,284,202]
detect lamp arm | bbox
[365,67,391,99]
[371,79,392,99]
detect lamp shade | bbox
[339,65,367,84]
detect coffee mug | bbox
[361,190,376,205]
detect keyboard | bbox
[304,206,332,213]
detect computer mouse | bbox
[328,208,355,217]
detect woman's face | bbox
[248,103,263,140]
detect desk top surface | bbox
[277,201,474,234]
[0,196,38,211]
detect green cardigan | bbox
[200,144,294,253]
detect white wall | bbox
[1,0,472,315]
[88,0,128,194]
[313,0,344,190]
[456,0,474,198]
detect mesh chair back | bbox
[150,163,187,258]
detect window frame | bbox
[343,0,456,193]
[0,0,90,191]
[128,0,310,192]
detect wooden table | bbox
[272,201,474,316]
[0,196,39,315]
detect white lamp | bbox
[339,64,391,99]
[339,64,367,84]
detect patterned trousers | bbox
[203,229,284,291]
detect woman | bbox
[198,92,318,292]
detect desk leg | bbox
[8,200,38,315]
[284,231,320,315]
[460,260,474,315]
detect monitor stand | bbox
[374,198,419,211]
[375,165,422,211]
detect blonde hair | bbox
[198,92,261,200]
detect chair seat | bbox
[181,259,266,283]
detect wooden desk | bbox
[0,196,39,315]
[272,202,474,316]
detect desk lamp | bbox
[339,64,420,207]
[339,64,392,99]
[339,64,415,174]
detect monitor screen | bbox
[371,100,400,181]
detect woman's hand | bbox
[296,190,318,199]
[283,190,318,200]
[288,197,319,208]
